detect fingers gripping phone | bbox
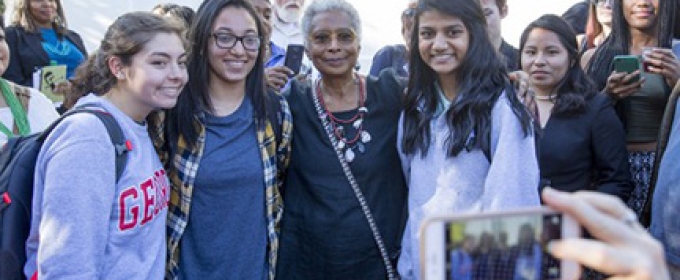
[420,208,580,280]
[284,44,305,76]
[613,55,642,84]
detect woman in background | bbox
[519,14,632,200]
[3,0,86,88]
[152,3,195,29]
[582,0,680,215]
[0,15,58,147]
[577,0,613,52]
[369,0,417,78]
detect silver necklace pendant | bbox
[353,119,362,129]
[356,142,366,153]
[361,131,372,143]
[345,148,355,162]
[335,125,344,136]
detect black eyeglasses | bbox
[212,33,262,51]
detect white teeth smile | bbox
[226,61,246,67]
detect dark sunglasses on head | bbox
[402,8,415,18]
[591,0,612,5]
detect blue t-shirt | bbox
[179,97,267,280]
[40,28,85,78]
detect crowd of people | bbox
[0,0,678,279]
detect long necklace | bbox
[314,74,371,163]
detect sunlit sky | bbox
[5,0,583,74]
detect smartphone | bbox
[612,55,642,84]
[420,207,580,280]
[284,44,305,76]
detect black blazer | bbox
[539,94,633,201]
[2,25,87,87]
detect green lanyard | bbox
[0,79,30,137]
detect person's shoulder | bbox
[581,47,599,69]
[25,86,55,107]
[585,93,618,118]
[46,110,110,145]
[368,68,406,93]
[4,25,25,39]
[285,78,311,101]
[495,87,514,109]
[271,42,286,54]
[5,25,25,33]
[65,28,83,38]
[374,44,406,59]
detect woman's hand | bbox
[509,70,538,122]
[542,188,670,280]
[604,70,644,100]
[643,48,680,88]
[265,65,294,92]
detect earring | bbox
[117,72,125,80]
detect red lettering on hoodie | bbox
[118,169,170,231]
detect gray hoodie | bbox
[25,94,169,279]
[396,92,541,279]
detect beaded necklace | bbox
[314,74,371,162]
[533,93,557,101]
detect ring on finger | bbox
[621,210,638,228]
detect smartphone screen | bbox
[284,44,305,75]
[422,208,579,280]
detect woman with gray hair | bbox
[276,0,407,278]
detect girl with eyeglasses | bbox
[152,0,292,279]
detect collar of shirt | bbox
[434,82,451,117]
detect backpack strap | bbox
[11,82,31,112]
[38,104,129,182]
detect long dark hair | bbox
[585,0,676,90]
[401,0,532,157]
[166,0,269,150]
[519,14,597,116]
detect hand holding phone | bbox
[612,55,642,84]
[284,44,305,76]
[420,208,580,280]
[542,189,671,280]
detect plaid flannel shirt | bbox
[151,94,292,280]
